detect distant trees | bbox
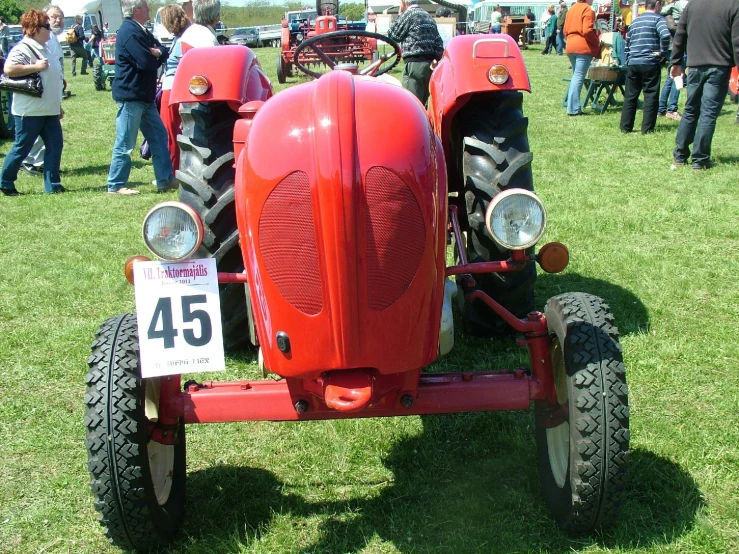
[0,0,24,23]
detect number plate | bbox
[134,258,225,378]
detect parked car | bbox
[229,26,260,47]
[7,25,23,51]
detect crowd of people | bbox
[555,0,738,170]
[0,0,735,197]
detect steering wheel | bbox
[292,30,402,79]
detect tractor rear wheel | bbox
[276,54,286,84]
[458,91,536,336]
[93,60,106,90]
[535,293,629,533]
[85,314,186,550]
[177,101,249,349]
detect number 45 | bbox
[147,295,212,349]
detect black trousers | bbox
[620,64,661,133]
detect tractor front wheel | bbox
[458,91,536,336]
[85,314,186,550]
[177,101,249,349]
[535,293,629,533]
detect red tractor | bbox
[85,32,629,550]
[277,1,377,84]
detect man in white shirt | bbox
[22,3,65,176]
[180,0,220,51]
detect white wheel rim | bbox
[546,339,570,489]
[146,379,175,505]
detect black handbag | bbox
[0,44,44,98]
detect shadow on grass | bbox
[175,417,701,554]
[537,272,649,336]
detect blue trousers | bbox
[1,115,63,193]
[566,54,593,115]
[107,100,173,192]
[673,66,730,168]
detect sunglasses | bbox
[40,23,51,30]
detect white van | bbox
[57,0,124,54]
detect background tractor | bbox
[85,31,630,551]
[276,0,376,84]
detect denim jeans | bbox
[673,66,730,168]
[566,54,593,114]
[491,25,501,33]
[0,115,63,193]
[555,30,565,55]
[107,100,173,192]
[658,75,680,114]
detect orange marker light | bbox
[188,75,210,96]
[537,242,569,274]
[488,65,509,85]
[124,255,151,285]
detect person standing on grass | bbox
[0,9,64,196]
[159,4,190,173]
[670,0,739,170]
[387,0,444,106]
[563,0,599,116]
[555,1,567,55]
[541,5,557,55]
[69,14,88,76]
[619,0,671,134]
[490,5,503,34]
[21,3,65,177]
[657,0,688,120]
[107,0,174,195]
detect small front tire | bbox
[535,293,629,533]
[85,314,186,550]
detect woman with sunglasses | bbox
[0,9,64,196]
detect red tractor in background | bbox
[277,0,377,83]
[85,31,630,550]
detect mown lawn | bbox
[0,44,737,554]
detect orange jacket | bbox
[563,2,600,57]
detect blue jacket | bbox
[112,18,168,103]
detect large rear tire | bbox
[458,91,536,336]
[276,54,286,84]
[177,102,249,349]
[535,293,629,533]
[85,314,186,550]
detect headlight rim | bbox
[485,188,547,251]
[142,201,204,261]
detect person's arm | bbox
[656,16,671,58]
[4,44,48,76]
[732,5,739,72]
[121,32,162,70]
[582,7,599,50]
[387,11,410,42]
[670,5,687,68]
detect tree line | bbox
[0,0,366,26]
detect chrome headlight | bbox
[485,189,546,250]
[142,202,204,260]
[296,32,304,41]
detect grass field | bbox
[0,44,738,554]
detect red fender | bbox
[169,45,272,112]
[730,66,738,97]
[428,33,530,194]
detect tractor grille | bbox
[365,167,426,311]
[259,171,323,315]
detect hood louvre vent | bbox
[365,167,426,311]
[259,171,323,315]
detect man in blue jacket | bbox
[107,0,174,195]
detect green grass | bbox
[0,45,738,553]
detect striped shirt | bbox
[625,12,671,66]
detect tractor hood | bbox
[235,70,447,379]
